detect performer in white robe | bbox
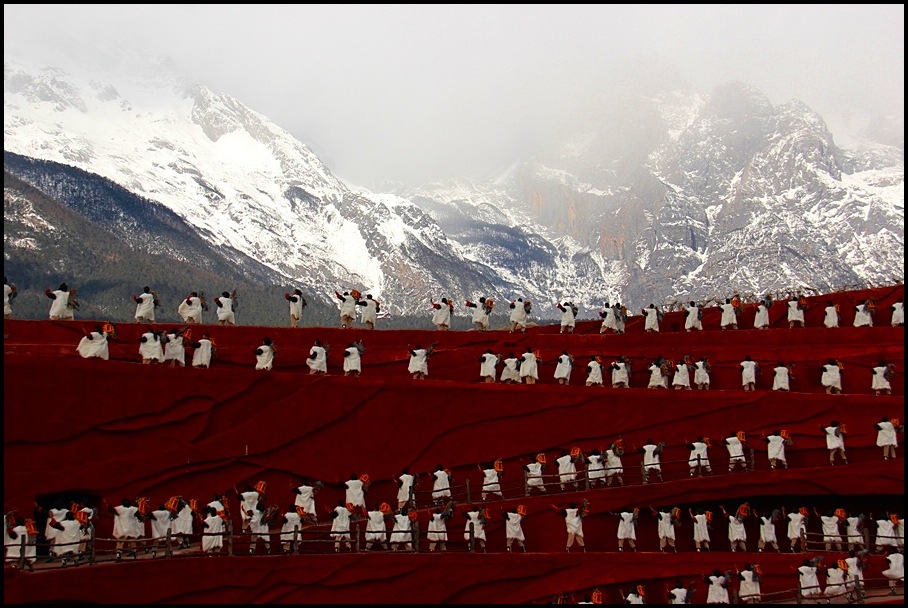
[307,341,328,374]
[77,328,110,360]
[192,335,213,368]
[254,338,275,370]
[47,284,74,320]
[178,293,203,323]
[519,349,539,384]
[553,351,573,384]
[479,351,499,382]
[133,287,156,322]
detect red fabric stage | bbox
[3,285,904,603]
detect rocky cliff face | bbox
[5,58,903,319]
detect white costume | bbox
[872,366,892,392]
[287,292,306,322]
[720,303,737,328]
[192,338,213,368]
[3,283,13,318]
[178,295,203,323]
[481,468,501,497]
[605,449,624,479]
[883,551,904,584]
[343,346,362,374]
[509,301,529,330]
[555,454,577,487]
[586,360,603,386]
[338,293,358,324]
[754,303,770,329]
[365,509,388,543]
[706,574,729,604]
[684,304,703,331]
[669,588,690,604]
[739,570,761,602]
[397,473,415,505]
[525,462,545,490]
[202,512,224,553]
[164,332,185,366]
[876,420,898,449]
[139,331,165,362]
[149,508,171,543]
[740,360,759,387]
[641,443,662,473]
[171,504,194,537]
[48,289,74,320]
[656,510,676,543]
[500,357,521,383]
[767,435,788,465]
[694,361,711,387]
[134,292,156,321]
[611,362,630,387]
[727,515,747,546]
[821,363,842,391]
[330,506,351,540]
[820,514,843,546]
[408,348,429,376]
[586,453,605,484]
[617,511,637,541]
[280,510,303,546]
[648,363,668,388]
[787,300,805,325]
[215,296,235,324]
[464,511,486,541]
[432,302,452,328]
[427,512,449,544]
[692,513,710,544]
[823,426,845,453]
[390,513,413,547]
[293,485,316,516]
[554,354,573,383]
[772,366,790,391]
[600,307,618,332]
[725,435,746,468]
[4,524,36,565]
[688,441,710,472]
[112,504,141,541]
[479,353,498,380]
[759,515,777,544]
[519,352,538,381]
[432,469,451,501]
[361,298,379,327]
[853,303,873,327]
[787,512,807,543]
[824,305,839,328]
[255,343,274,370]
[563,508,584,537]
[77,331,110,360]
[672,363,691,389]
[643,307,660,332]
[892,301,905,326]
[505,512,525,542]
[559,304,576,332]
[825,566,847,597]
[344,479,366,509]
[307,344,328,373]
[798,564,821,599]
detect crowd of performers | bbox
[72,320,900,397]
[5,278,905,332]
[5,418,904,566]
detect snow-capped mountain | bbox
[4,54,903,320]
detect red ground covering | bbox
[3,285,904,603]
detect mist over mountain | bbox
[4,53,903,323]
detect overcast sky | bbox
[4,4,904,189]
